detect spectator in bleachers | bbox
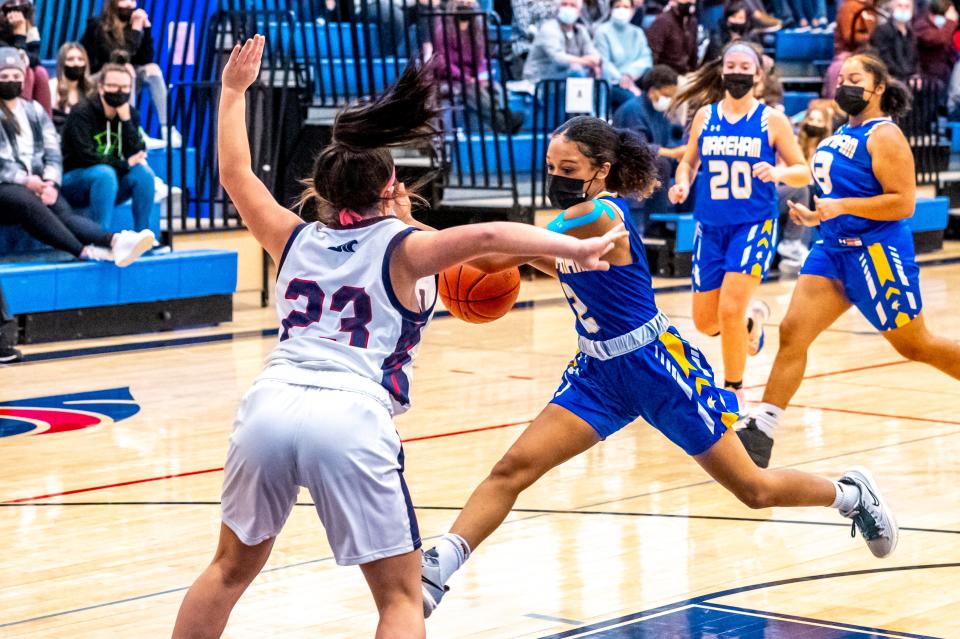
[869,0,919,82]
[580,0,612,32]
[595,0,652,107]
[914,0,959,85]
[0,50,153,267]
[522,0,602,80]
[737,0,783,31]
[433,0,524,132]
[794,0,828,28]
[612,64,683,219]
[0,0,50,116]
[60,64,156,234]
[0,282,18,363]
[826,0,880,96]
[646,0,699,75]
[51,43,93,135]
[704,1,759,63]
[80,0,180,147]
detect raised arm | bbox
[218,35,303,263]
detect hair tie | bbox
[338,209,365,226]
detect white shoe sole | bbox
[747,300,770,356]
[115,234,155,268]
[422,583,440,618]
[846,465,899,558]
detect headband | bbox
[723,43,761,70]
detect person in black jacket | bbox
[80,0,180,146]
[0,0,50,115]
[869,0,919,81]
[60,63,156,233]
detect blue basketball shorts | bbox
[692,219,779,292]
[550,326,740,456]
[801,234,923,332]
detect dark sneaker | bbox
[421,547,449,618]
[0,347,22,363]
[735,417,774,468]
[839,466,898,558]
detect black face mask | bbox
[801,123,827,137]
[102,90,130,108]
[63,65,86,81]
[547,173,596,210]
[835,84,870,116]
[722,73,754,99]
[727,21,747,34]
[0,81,22,100]
[116,7,134,21]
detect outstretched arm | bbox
[394,222,627,282]
[218,35,302,263]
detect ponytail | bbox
[610,129,660,199]
[552,116,660,199]
[299,60,440,225]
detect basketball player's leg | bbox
[694,429,897,558]
[735,273,850,467]
[692,289,721,336]
[447,403,601,550]
[716,272,761,386]
[882,312,960,378]
[360,550,425,639]
[171,525,274,639]
[691,223,725,337]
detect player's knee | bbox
[717,298,747,328]
[488,451,538,492]
[214,557,259,589]
[731,478,775,510]
[777,318,806,353]
[890,336,931,363]
[692,308,719,335]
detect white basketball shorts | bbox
[221,377,421,566]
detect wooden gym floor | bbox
[2,244,960,638]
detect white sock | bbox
[753,402,784,438]
[831,480,860,514]
[435,533,471,583]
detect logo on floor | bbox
[0,387,140,438]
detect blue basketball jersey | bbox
[811,118,909,243]
[555,194,660,340]
[695,101,778,226]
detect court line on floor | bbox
[4,501,957,537]
[537,563,960,639]
[5,396,958,505]
[16,253,960,366]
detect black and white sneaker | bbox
[421,547,449,618]
[0,347,21,363]
[735,416,774,468]
[839,466,898,558]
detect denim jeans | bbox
[61,163,156,232]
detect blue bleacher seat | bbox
[909,196,949,233]
[775,29,834,62]
[648,213,695,253]
[0,249,237,315]
[148,147,198,192]
[783,91,819,117]
[451,132,534,176]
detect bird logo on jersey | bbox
[328,240,359,253]
[0,387,140,439]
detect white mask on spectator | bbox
[558,6,580,24]
[653,95,672,111]
[892,7,913,22]
[934,14,947,26]
[611,7,633,23]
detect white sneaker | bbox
[153,176,170,203]
[81,245,114,262]
[144,134,166,151]
[112,230,156,267]
[839,466,898,558]
[162,126,183,148]
[746,299,770,356]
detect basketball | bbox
[438,264,521,323]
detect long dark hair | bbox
[848,53,912,118]
[0,0,35,41]
[56,42,93,111]
[299,60,440,225]
[99,0,131,50]
[552,116,660,199]
[672,40,765,116]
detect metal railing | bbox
[530,78,611,209]
[904,78,946,188]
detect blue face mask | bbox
[558,6,579,24]
[934,14,947,27]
